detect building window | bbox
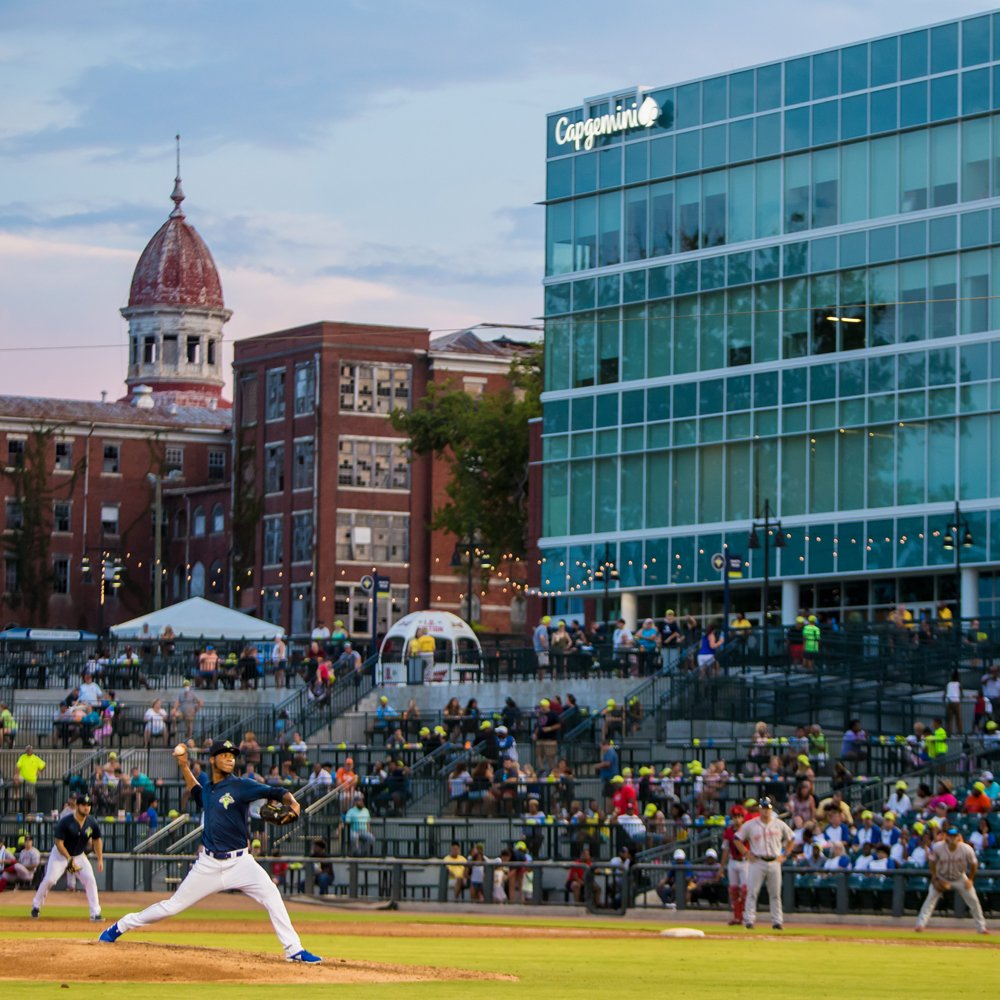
[165,447,184,474]
[6,438,25,468]
[190,561,205,597]
[239,374,258,426]
[293,439,314,490]
[337,438,410,489]
[294,361,316,416]
[209,559,224,594]
[262,589,282,627]
[55,440,72,471]
[163,334,178,366]
[186,336,201,365]
[207,340,217,366]
[172,565,185,600]
[53,501,71,533]
[53,557,70,595]
[263,516,283,566]
[175,509,187,539]
[335,510,409,563]
[5,500,23,530]
[4,558,20,596]
[292,511,313,563]
[143,336,157,364]
[192,506,206,537]
[100,504,119,536]
[208,448,226,481]
[290,583,312,635]
[265,443,285,494]
[103,443,120,474]
[340,363,411,414]
[211,503,224,534]
[266,368,286,421]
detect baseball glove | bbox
[260,802,298,826]
[66,859,81,874]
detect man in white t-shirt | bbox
[884,780,912,816]
[915,826,987,934]
[736,797,794,930]
[79,674,103,704]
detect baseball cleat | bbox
[99,922,122,943]
[30,908,39,919]
[287,949,322,963]
[771,924,783,930]
[90,913,103,922]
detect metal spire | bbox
[170,133,185,218]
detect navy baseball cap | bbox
[758,797,774,809]
[208,739,240,757]
[77,793,93,805]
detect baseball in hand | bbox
[173,743,187,757]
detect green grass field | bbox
[4,904,995,999]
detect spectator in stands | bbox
[854,810,881,847]
[333,640,361,681]
[906,824,931,867]
[885,780,912,815]
[964,780,993,815]
[839,719,868,761]
[495,725,518,764]
[461,698,480,740]
[341,793,375,855]
[981,770,999,802]
[79,672,102,704]
[239,731,262,767]
[788,779,817,828]
[239,644,260,690]
[532,614,551,680]
[634,618,661,673]
[305,761,334,802]
[129,766,157,814]
[448,762,472,814]
[0,702,16,748]
[196,644,219,688]
[944,669,964,735]
[501,697,522,732]
[565,844,597,904]
[806,724,829,767]
[287,732,308,774]
[549,620,572,678]
[14,744,45,810]
[533,698,561,773]
[442,698,463,740]
[654,848,688,908]
[823,841,851,873]
[925,779,958,814]
[142,698,169,747]
[444,841,468,900]
[615,801,647,850]
[912,782,933,813]
[12,833,39,886]
[170,681,202,743]
[745,721,772,774]
[309,837,334,895]
[822,809,850,845]
[600,698,624,742]
[594,738,619,801]
[969,816,995,856]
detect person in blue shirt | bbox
[98,738,322,963]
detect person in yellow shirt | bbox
[15,745,46,810]
[936,601,953,633]
[444,841,468,899]
[415,628,437,680]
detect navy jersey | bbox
[54,813,101,856]
[194,776,285,852]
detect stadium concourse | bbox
[0,621,998,927]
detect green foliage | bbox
[391,345,541,562]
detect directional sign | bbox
[727,554,743,579]
[375,574,391,598]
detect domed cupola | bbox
[121,142,232,409]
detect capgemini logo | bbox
[554,95,661,152]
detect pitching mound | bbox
[0,940,516,984]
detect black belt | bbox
[757,856,778,862]
[207,848,246,860]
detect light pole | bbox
[81,549,123,636]
[148,469,182,611]
[592,543,620,627]
[941,501,973,651]
[747,498,785,670]
[451,527,491,624]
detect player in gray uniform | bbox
[914,825,988,933]
[736,797,794,930]
[99,738,322,963]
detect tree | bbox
[391,345,541,563]
[1,426,80,623]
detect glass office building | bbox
[540,12,1000,625]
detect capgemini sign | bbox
[553,96,661,152]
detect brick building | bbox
[232,323,529,638]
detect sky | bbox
[1,0,997,401]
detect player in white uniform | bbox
[736,797,794,930]
[99,738,322,962]
[914,825,988,934]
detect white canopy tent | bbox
[110,597,284,641]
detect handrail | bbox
[131,813,196,854]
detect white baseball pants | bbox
[915,880,987,932]
[745,858,783,927]
[116,851,304,957]
[32,851,101,918]
[727,859,749,887]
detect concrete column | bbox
[619,591,637,631]
[961,567,978,620]
[781,581,800,625]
